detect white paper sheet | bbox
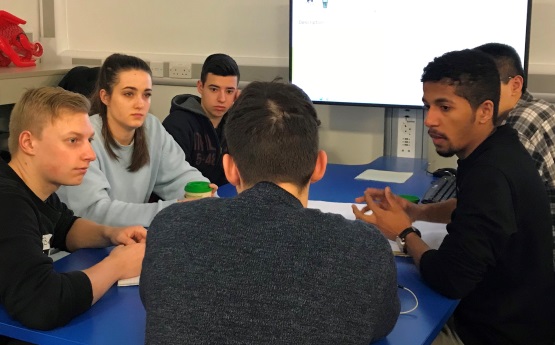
[308,200,365,220]
[354,169,413,183]
[307,200,447,252]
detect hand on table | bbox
[109,242,145,279]
[110,225,147,245]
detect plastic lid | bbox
[184,181,212,193]
[399,194,420,204]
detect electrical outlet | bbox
[150,61,164,78]
[169,62,192,79]
[396,109,417,158]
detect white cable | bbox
[398,285,419,314]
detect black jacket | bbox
[163,95,228,186]
[0,159,92,331]
[420,125,555,345]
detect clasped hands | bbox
[352,187,415,241]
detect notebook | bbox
[118,275,140,287]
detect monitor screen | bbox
[289,0,532,108]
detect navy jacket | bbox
[163,95,228,186]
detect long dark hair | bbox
[90,53,152,172]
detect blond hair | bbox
[9,87,91,154]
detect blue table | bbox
[318,157,458,345]
[0,248,144,345]
[378,257,457,345]
[0,157,457,345]
[219,156,434,202]
[220,156,458,345]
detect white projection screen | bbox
[290,0,532,108]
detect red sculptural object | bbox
[0,10,43,67]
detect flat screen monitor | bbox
[289,0,532,108]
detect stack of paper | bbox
[118,275,140,287]
[354,169,413,183]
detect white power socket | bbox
[150,61,164,78]
[396,109,417,158]
[169,62,192,79]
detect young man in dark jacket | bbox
[163,54,240,186]
[354,49,555,345]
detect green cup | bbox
[399,194,420,204]
[184,181,212,199]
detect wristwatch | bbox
[396,226,422,254]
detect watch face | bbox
[396,237,405,253]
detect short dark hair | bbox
[90,53,152,172]
[474,42,527,90]
[200,53,240,84]
[421,49,500,124]
[224,81,321,188]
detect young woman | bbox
[57,53,214,227]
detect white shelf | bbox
[0,64,74,105]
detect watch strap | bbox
[398,226,421,240]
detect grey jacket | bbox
[141,182,399,344]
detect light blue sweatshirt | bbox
[57,114,209,227]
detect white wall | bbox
[49,0,555,72]
[150,85,385,164]
[6,0,555,72]
[5,0,555,166]
[2,0,40,40]
[60,0,289,66]
[529,0,555,74]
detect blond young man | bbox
[0,87,145,338]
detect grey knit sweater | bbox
[140,182,400,344]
